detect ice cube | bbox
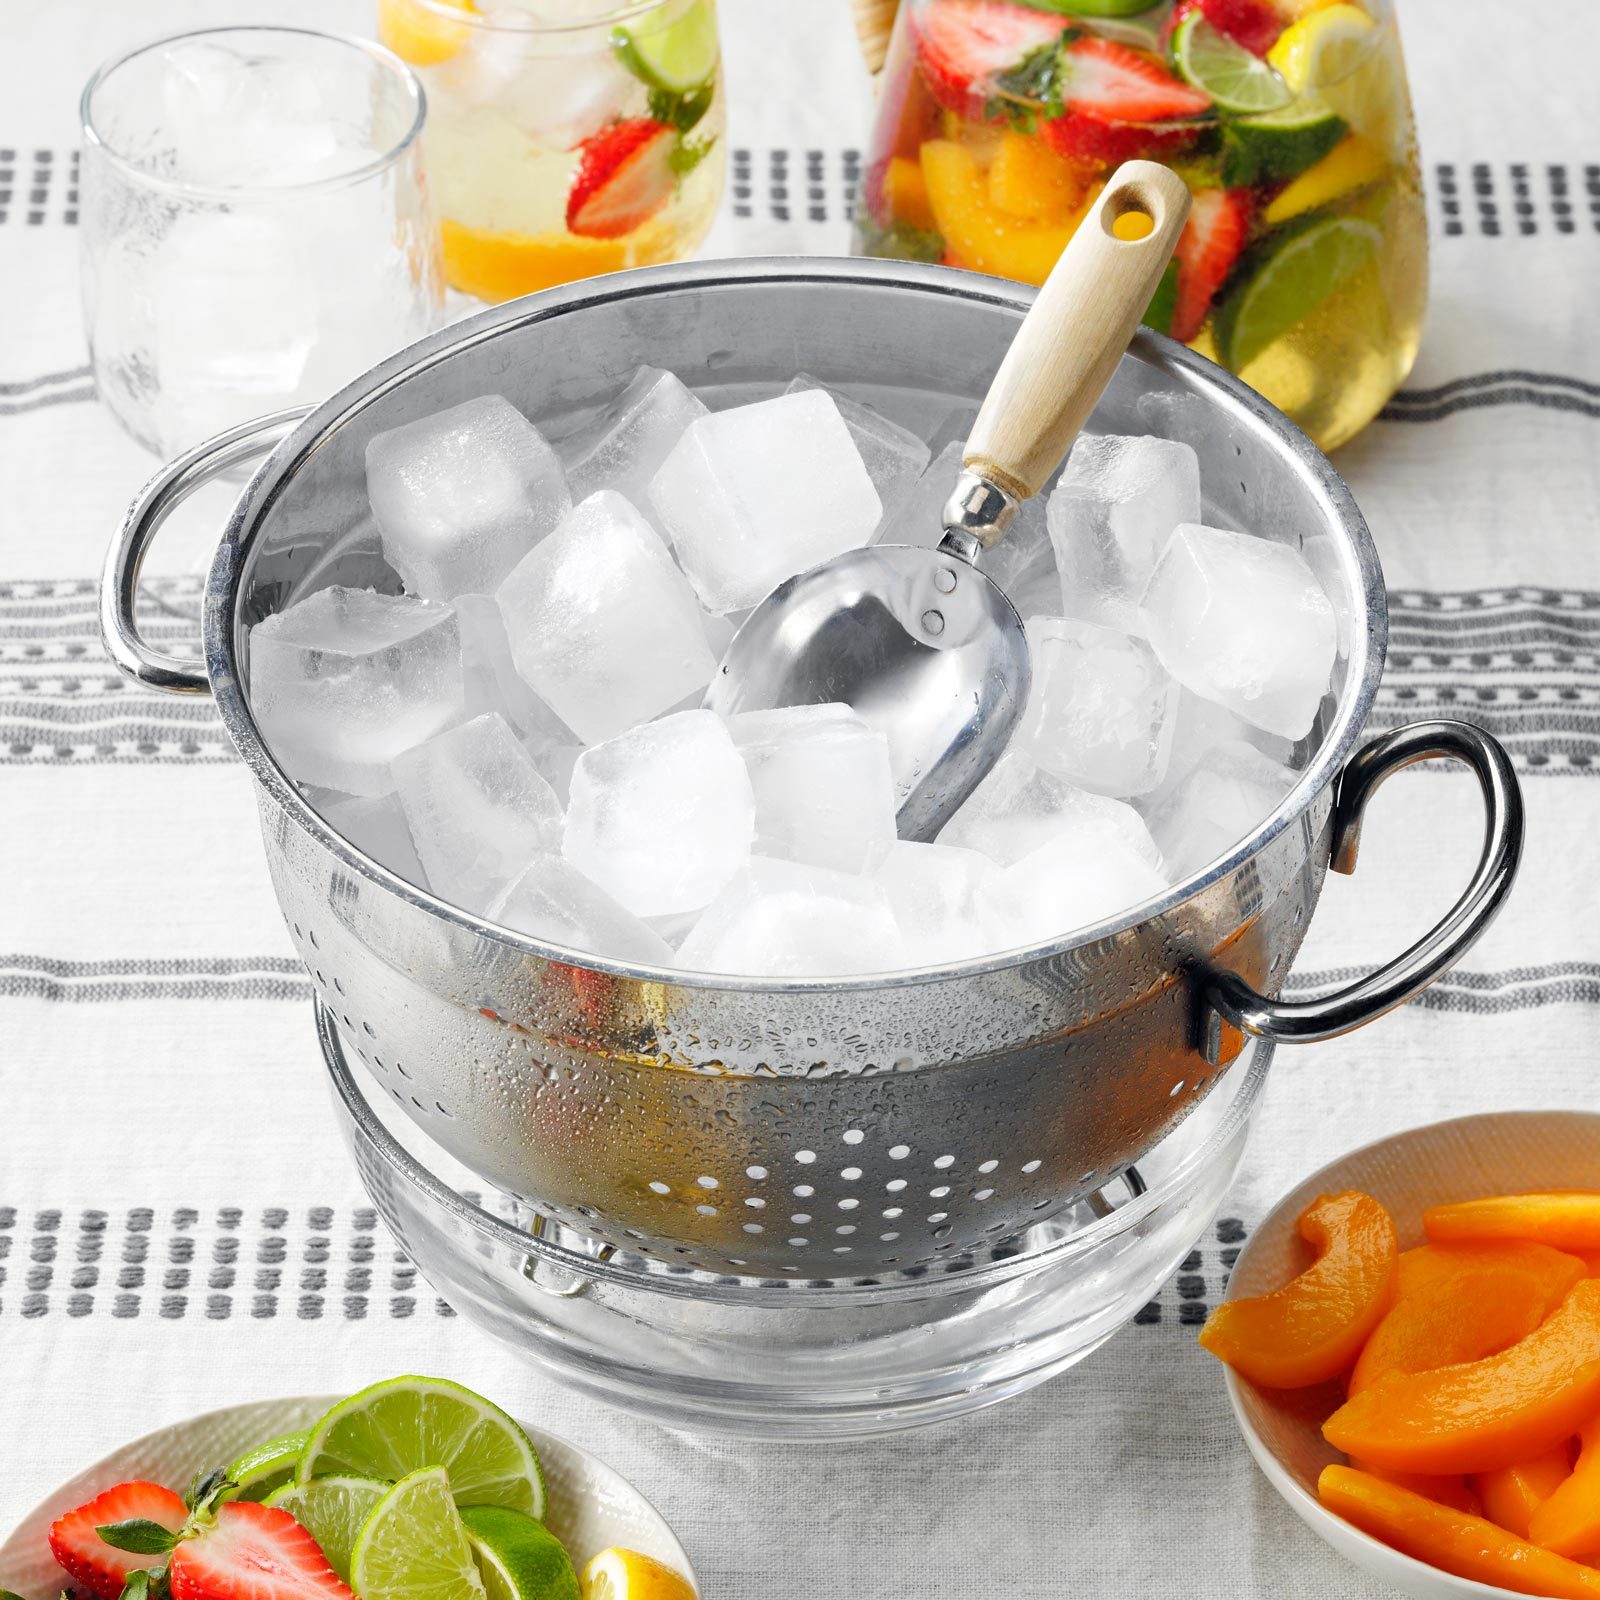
[676,858,907,977]
[784,374,931,534]
[366,396,570,602]
[489,853,677,966]
[727,703,897,874]
[392,712,564,914]
[496,490,717,743]
[984,831,1169,950]
[249,587,464,795]
[308,787,428,889]
[1158,689,1296,800]
[1146,739,1298,880]
[437,10,637,145]
[1013,616,1178,798]
[562,367,709,510]
[1140,523,1338,740]
[937,747,1162,869]
[879,438,1053,594]
[873,841,996,966]
[1047,434,1201,632]
[563,710,755,917]
[647,389,883,612]
[453,592,573,757]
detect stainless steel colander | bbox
[104,259,1522,1278]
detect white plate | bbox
[0,1395,697,1598]
[1222,1109,1600,1600]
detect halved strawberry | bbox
[565,118,676,240]
[909,0,1069,118]
[49,1481,189,1600]
[1058,35,1213,121]
[1041,109,1201,166]
[1164,0,1282,57]
[168,1503,353,1600]
[1171,186,1252,342]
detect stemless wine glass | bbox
[853,0,1426,450]
[376,0,726,302]
[80,27,445,459]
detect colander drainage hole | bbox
[795,1150,816,1164]
[648,1181,670,1195]
[934,1154,954,1169]
[888,1145,910,1160]
[744,1197,765,1209]
[746,1165,767,1179]
[842,1129,864,1144]
[695,1204,716,1217]
[840,1166,861,1181]
[978,1159,998,1173]
[793,1183,814,1198]
[886,1178,907,1193]
[838,1198,858,1210]
[883,1207,903,1219]
[696,1175,718,1189]
[788,1236,808,1246]
[1021,1158,1041,1173]
[790,1212,811,1223]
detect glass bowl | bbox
[321,1000,1272,1438]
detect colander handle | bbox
[101,406,311,694]
[1200,719,1524,1065]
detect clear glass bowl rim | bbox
[79,25,429,202]
[323,1000,1273,1306]
[397,0,690,38]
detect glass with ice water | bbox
[80,27,445,459]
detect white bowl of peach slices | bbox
[1201,1111,1600,1599]
[0,1377,696,1600]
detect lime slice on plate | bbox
[461,1506,579,1600]
[1221,98,1346,186]
[1213,212,1381,371]
[611,0,717,93]
[226,1430,309,1502]
[267,1476,388,1584]
[352,1468,487,1600]
[1170,13,1292,113]
[297,1376,545,1518]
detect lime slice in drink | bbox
[611,0,717,93]
[226,1431,310,1502]
[1213,213,1381,372]
[351,1468,487,1600]
[1220,98,1346,187]
[1022,0,1167,15]
[267,1476,389,1584]
[1170,13,1292,113]
[461,1506,579,1600]
[296,1377,545,1519]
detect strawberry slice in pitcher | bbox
[910,0,1069,118]
[1171,186,1252,342]
[1043,36,1212,164]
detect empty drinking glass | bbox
[80,26,445,458]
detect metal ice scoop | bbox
[705,162,1191,840]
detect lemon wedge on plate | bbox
[579,1549,696,1600]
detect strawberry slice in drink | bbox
[566,118,677,240]
[168,1502,354,1600]
[1165,0,1282,57]
[49,1481,190,1600]
[1171,186,1253,342]
[1042,36,1212,164]
[909,0,1070,119]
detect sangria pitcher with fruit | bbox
[854,0,1426,449]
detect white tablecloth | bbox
[3,3,1599,1596]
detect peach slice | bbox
[1475,1446,1576,1540]
[1425,1193,1600,1253]
[1531,1416,1600,1559]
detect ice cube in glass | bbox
[495,490,717,744]
[563,709,755,917]
[366,395,570,601]
[647,389,882,612]
[727,703,897,874]
[392,711,563,914]
[1140,522,1338,740]
[249,586,464,795]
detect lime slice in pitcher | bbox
[267,1476,389,1584]
[1171,13,1292,113]
[351,1468,487,1600]
[297,1377,545,1519]
[1214,213,1381,372]
[612,0,718,93]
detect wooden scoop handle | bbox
[963,161,1192,503]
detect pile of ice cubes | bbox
[249,369,1341,978]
